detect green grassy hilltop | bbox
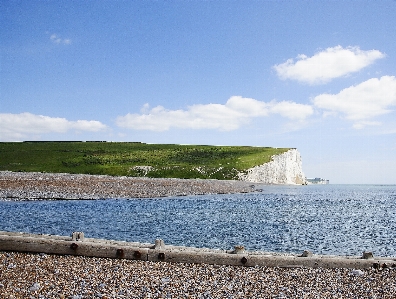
[0,142,290,180]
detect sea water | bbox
[1,184,395,256]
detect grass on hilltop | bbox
[0,142,290,180]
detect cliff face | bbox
[238,149,306,185]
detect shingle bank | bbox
[0,171,255,200]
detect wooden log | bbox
[1,231,395,269]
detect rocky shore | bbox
[0,171,255,200]
[1,251,395,298]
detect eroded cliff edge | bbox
[238,149,306,185]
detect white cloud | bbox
[0,113,107,141]
[313,76,396,128]
[273,46,385,84]
[50,34,71,45]
[116,96,314,131]
[269,101,313,120]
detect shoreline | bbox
[0,171,256,201]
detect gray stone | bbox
[29,282,40,292]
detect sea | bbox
[1,184,395,257]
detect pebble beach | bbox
[1,251,395,299]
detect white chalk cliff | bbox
[238,149,306,185]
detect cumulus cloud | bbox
[313,76,396,128]
[116,96,313,131]
[269,101,314,120]
[0,113,107,141]
[50,34,71,45]
[273,46,385,85]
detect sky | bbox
[1,1,396,184]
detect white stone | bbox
[350,269,365,276]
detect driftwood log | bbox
[1,231,394,269]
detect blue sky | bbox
[1,1,396,184]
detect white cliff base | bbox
[238,149,307,185]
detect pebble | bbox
[1,251,395,298]
[350,269,365,276]
[29,282,40,292]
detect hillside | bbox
[0,142,290,181]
